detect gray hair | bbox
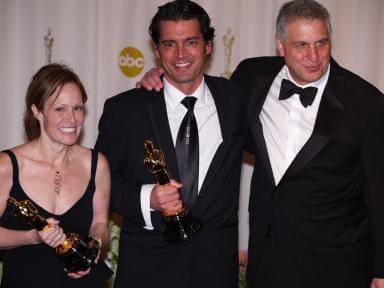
[276,0,331,41]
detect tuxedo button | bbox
[265,223,271,238]
[273,193,280,200]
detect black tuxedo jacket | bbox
[232,56,384,288]
[95,75,247,288]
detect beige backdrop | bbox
[0,0,383,252]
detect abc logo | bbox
[118,46,145,78]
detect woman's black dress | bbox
[0,149,112,288]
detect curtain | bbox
[0,0,383,271]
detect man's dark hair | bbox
[149,0,215,44]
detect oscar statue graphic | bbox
[44,28,54,64]
[221,28,235,79]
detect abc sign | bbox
[118,47,145,78]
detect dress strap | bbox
[90,149,98,185]
[2,150,19,184]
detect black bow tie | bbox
[279,79,318,107]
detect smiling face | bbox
[32,82,85,146]
[277,18,331,85]
[154,19,212,95]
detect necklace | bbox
[52,150,70,196]
[54,170,62,195]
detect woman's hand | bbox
[37,218,66,248]
[67,267,91,279]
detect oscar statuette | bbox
[7,197,100,273]
[143,140,201,242]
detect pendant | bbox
[54,171,62,195]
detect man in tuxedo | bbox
[95,1,246,288]
[138,1,384,287]
[231,0,384,287]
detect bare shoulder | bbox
[95,151,110,176]
[0,150,13,179]
[73,144,91,156]
[94,151,110,198]
[0,143,36,197]
[70,145,92,165]
[96,151,109,167]
[0,151,14,203]
[72,146,109,173]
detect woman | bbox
[0,63,112,287]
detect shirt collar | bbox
[163,77,208,109]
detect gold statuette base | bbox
[163,206,201,242]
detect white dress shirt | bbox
[141,77,223,229]
[260,64,330,184]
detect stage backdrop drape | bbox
[0,0,383,261]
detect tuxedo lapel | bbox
[248,69,282,186]
[197,76,232,194]
[281,61,345,182]
[147,90,180,180]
